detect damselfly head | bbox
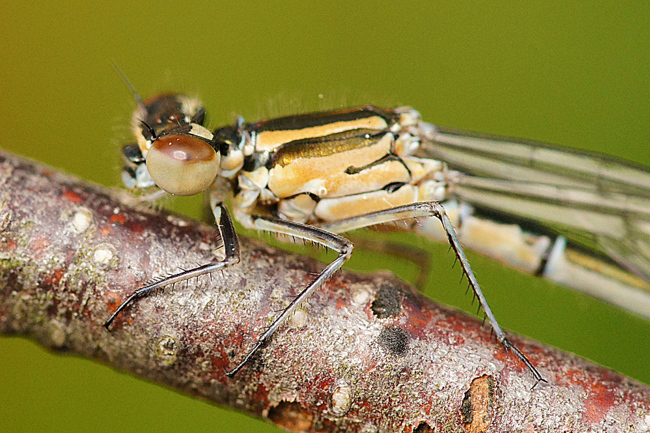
[120,89,219,196]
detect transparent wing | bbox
[416,125,650,281]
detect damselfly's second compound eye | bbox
[146,134,220,196]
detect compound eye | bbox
[146,134,220,196]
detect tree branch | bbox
[0,149,649,432]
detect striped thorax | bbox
[220,106,449,227]
[123,98,453,227]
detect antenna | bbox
[111,62,145,109]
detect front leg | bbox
[103,201,240,329]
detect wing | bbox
[416,125,650,281]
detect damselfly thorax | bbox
[107,89,650,386]
[125,99,449,224]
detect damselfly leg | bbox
[224,215,353,377]
[223,200,545,385]
[103,201,240,329]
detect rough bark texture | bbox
[0,149,649,432]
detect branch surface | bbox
[0,149,649,432]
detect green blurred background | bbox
[1,1,649,432]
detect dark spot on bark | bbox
[377,326,409,355]
[267,401,314,431]
[461,390,473,424]
[414,421,434,432]
[371,283,402,318]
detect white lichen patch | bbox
[70,207,93,233]
[166,214,189,227]
[92,244,116,268]
[351,286,370,306]
[290,308,308,328]
[330,379,353,416]
[47,320,67,348]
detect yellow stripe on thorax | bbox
[255,116,389,152]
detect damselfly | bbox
[104,82,650,387]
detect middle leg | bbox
[224,215,353,377]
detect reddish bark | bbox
[0,149,649,432]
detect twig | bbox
[0,149,649,432]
